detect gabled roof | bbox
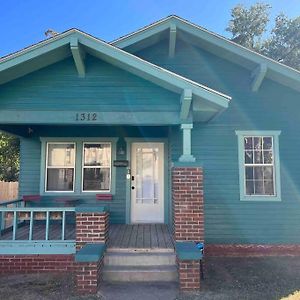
[0,28,231,122]
[112,15,300,92]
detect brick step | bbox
[102,265,178,282]
[104,252,176,266]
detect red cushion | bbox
[96,194,112,201]
[23,195,41,201]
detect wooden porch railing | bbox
[0,200,76,254]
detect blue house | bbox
[0,16,300,292]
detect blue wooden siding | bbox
[19,126,169,224]
[3,35,300,243]
[140,38,300,244]
[0,55,179,113]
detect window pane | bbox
[246,180,254,195]
[254,151,263,164]
[244,137,253,150]
[84,144,111,166]
[263,137,273,150]
[245,151,253,164]
[254,180,264,194]
[263,150,273,164]
[254,167,263,180]
[48,144,75,167]
[47,169,74,191]
[254,137,262,150]
[136,147,159,204]
[264,181,275,195]
[263,166,273,181]
[245,167,254,180]
[83,168,110,191]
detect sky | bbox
[0,0,300,57]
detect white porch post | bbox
[179,123,196,162]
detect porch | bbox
[0,200,174,253]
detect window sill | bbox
[41,192,114,196]
[240,196,281,202]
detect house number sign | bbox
[75,113,98,121]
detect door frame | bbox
[125,138,169,224]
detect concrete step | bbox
[102,265,178,282]
[104,252,176,266]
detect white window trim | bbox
[235,130,281,202]
[40,137,118,196]
[45,142,76,193]
[81,142,112,193]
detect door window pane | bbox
[136,147,159,204]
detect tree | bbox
[262,14,300,70]
[227,3,271,51]
[227,2,300,70]
[0,133,19,182]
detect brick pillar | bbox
[178,260,200,290]
[172,166,204,242]
[75,207,109,250]
[76,257,103,294]
[173,166,204,291]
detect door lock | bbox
[131,186,135,190]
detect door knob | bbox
[131,186,135,190]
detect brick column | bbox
[172,165,204,291]
[76,257,103,294]
[75,206,109,250]
[178,260,200,290]
[172,166,204,242]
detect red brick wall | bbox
[76,257,103,294]
[206,244,300,257]
[178,259,200,290]
[76,212,109,250]
[172,167,204,242]
[0,254,75,274]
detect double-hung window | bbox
[46,143,76,192]
[82,143,111,192]
[44,141,113,193]
[236,131,281,201]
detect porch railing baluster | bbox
[45,211,50,240]
[29,211,33,240]
[62,211,66,241]
[0,212,3,237]
[12,211,17,240]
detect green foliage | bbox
[0,133,20,182]
[262,14,300,70]
[227,3,271,50]
[227,2,300,70]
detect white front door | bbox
[131,142,164,223]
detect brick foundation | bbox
[206,244,300,257]
[76,257,103,294]
[172,167,204,242]
[178,259,200,290]
[0,254,75,274]
[172,166,204,291]
[76,211,109,250]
